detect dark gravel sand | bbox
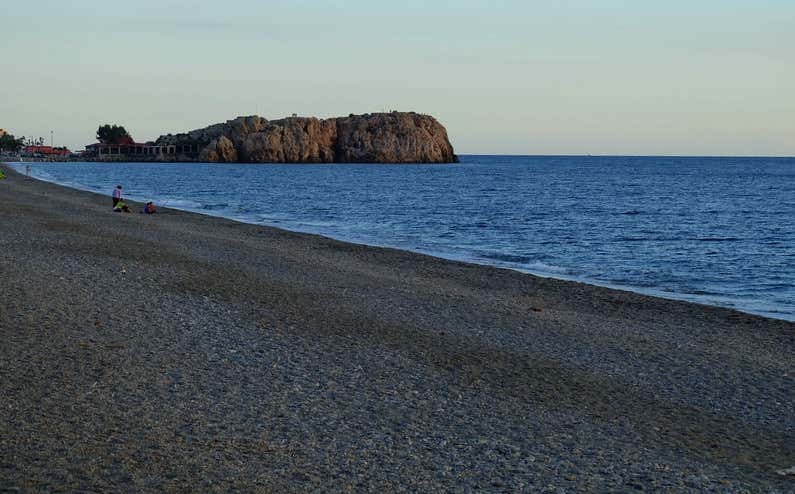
[1,164,793,493]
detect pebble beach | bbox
[1,163,793,492]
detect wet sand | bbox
[1,164,793,492]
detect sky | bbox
[3,0,794,156]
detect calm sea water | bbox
[11,156,795,321]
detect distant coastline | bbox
[81,112,458,164]
[6,152,793,164]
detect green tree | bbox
[0,133,24,152]
[96,124,132,144]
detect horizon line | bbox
[458,153,795,159]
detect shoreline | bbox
[5,160,791,322]
[1,163,793,491]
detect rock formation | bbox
[240,117,338,163]
[157,112,457,164]
[335,112,457,163]
[198,136,238,163]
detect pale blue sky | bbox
[3,0,794,155]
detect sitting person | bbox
[141,201,157,214]
[113,200,131,213]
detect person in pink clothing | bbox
[112,185,123,207]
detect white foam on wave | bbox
[523,261,571,275]
[156,198,204,209]
[295,220,339,228]
[255,213,291,223]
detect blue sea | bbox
[10,156,795,321]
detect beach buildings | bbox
[23,145,71,157]
[85,135,199,161]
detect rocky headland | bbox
[156,112,458,164]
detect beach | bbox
[1,163,793,491]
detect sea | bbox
[9,156,795,322]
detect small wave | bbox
[200,203,231,210]
[607,279,659,288]
[296,220,339,228]
[692,237,741,242]
[760,309,795,316]
[157,198,203,208]
[737,284,794,292]
[621,210,641,215]
[616,236,681,242]
[479,253,531,264]
[682,289,724,296]
[524,262,571,275]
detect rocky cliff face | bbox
[335,113,457,163]
[198,135,237,163]
[241,117,338,163]
[157,112,457,164]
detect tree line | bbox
[0,123,134,152]
[0,134,68,152]
[0,133,27,152]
